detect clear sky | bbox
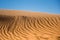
[0,0,60,14]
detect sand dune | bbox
[0,10,60,40]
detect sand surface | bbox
[0,10,60,40]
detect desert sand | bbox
[0,10,60,40]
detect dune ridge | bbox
[0,10,60,40]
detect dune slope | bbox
[0,10,60,40]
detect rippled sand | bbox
[0,10,60,40]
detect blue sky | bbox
[0,0,60,14]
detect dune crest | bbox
[0,10,60,40]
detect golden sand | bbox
[0,10,60,40]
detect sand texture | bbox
[0,10,60,40]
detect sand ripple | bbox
[0,11,60,40]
